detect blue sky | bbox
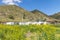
[0,0,60,15]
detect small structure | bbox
[43,22,48,25]
[19,22,31,25]
[30,21,44,25]
[0,21,48,25]
[5,22,15,25]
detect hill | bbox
[50,12,60,20]
[31,9,49,21]
[49,12,60,22]
[0,5,48,22]
[31,9,57,22]
[0,5,36,22]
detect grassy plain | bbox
[0,24,59,40]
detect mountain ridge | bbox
[0,5,59,22]
[50,12,60,20]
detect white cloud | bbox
[2,0,21,5]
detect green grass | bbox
[55,27,60,40]
[0,24,59,40]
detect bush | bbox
[8,15,14,20]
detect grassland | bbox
[0,24,59,40]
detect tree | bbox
[9,15,14,20]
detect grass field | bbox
[55,27,60,40]
[0,24,59,40]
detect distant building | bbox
[19,22,32,25]
[30,22,43,25]
[0,21,48,25]
[5,22,15,25]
